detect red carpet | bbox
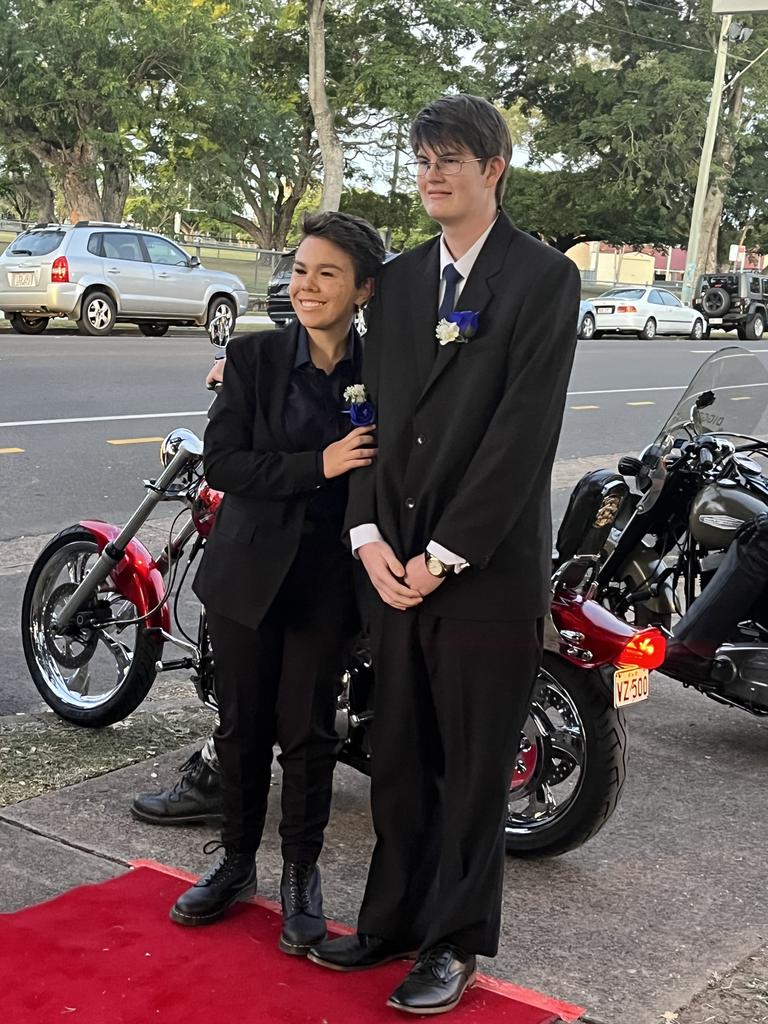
[0,862,585,1023]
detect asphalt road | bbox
[2,327,768,1022]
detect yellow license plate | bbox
[613,667,650,708]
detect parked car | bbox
[693,270,768,341]
[592,286,705,340]
[0,222,249,336]
[266,250,296,326]
[578,298,596,340]
[266,248,399,326]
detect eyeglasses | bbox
[406,157,484,177]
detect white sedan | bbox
[592,286,706,340]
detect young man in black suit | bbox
[308,95,581,1014]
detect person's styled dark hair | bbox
[301,211,386,286]
[409,94,513,207]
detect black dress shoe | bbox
[387,945,477,1015]
[169,843,256,926]
[131,750,223,827]
[278,861,327,955]
[308,932,415,971]
[661,639,713,685]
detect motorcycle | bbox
[557,344,768,717]
[21,320,666,856]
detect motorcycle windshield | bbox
[640,346,768,511]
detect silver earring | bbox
[354,305,367,336]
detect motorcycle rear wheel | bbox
[505,652,627,856]
[21,526,159,727]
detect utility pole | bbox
[681,15,732,305]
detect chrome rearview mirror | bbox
[208,313,230,350]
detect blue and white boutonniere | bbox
[435,310,480,346]
[343,384,376,427]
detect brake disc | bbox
[43,583,99,669]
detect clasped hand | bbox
[323,427,378,478]
[358,542,445,611]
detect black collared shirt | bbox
[283,325,363,522]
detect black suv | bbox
[693,271,768,341]
[266,251,296,326]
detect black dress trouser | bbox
[357,605,543,958]
[206,529,357,862]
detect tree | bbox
[0,0,243,222]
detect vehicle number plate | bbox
[708,317,723,325]
[613,667,649,708]
[11,272,35,287]
[596,306,613,314]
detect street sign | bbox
[712,1,768,12]
[729,243,747,260]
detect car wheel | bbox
[206,296,237,334]
[9,313,50,334]
[578,312,596,340]
[689,318,704,341]
[138,321,170,337]
[745,314,765,341]
[703,325,711,340]
[639,318,657,340]
[77,291,117,336]
[592,330,603,339]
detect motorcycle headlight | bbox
[160,428,202,467]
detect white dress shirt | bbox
[350,219,498,569]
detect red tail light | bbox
[616,304,637,313]
[51,256,69,283]
[614,628,666,670]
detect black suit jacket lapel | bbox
[417,214,515,406]
[408,238,440,393]
[264,320,299,451]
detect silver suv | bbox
[0,222,249,336]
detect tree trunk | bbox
[101,159,130,222]
[25,154,56,223]
[384,123,405,250]
[698,81,745,273]
[307,0,344,212]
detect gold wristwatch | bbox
[425,552,453,578]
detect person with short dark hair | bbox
[308,95,580,1015]
[168,211,385,957]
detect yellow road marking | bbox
[107,436,164,446]
[627,401,655,407]
[0,447,24,454]
[571,405,599,410]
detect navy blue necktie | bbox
[438,263,463,320]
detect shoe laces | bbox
[167,751,206,802]
[417,945,467,978]
[286,862,314,911]
[198,841,250,886]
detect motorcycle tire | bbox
[21,526,159,727]
[505,651,627,857]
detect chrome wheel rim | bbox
[581,315,595,339]
[27,540,140,710]
[506,668,586,835]
[754,316,764,338]
[212,302,234,330]
[693,320,703,339]
[644,320,656,338]
[87,299,113,331]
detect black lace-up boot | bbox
[170,841,256,926]
[278,861,327,955]
[131,750,222,827]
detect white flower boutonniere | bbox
[343,384,367,404]
[435,310,480,346]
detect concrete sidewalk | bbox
[2,684,768,1024]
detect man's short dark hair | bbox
[409,94,513,206]
[301,211,385,286]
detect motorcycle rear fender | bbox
[80,520,170,636]
[546,589,662,669]
[617,548,675,615]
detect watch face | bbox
[426,555,447,577]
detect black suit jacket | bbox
[344,212,580,621]
[193,322,335,630]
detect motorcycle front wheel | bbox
[21,526,160,727]
[505,651,627,856]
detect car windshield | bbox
[7,230,64,257]
[599,288,645,300]
[638,346,768,512]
